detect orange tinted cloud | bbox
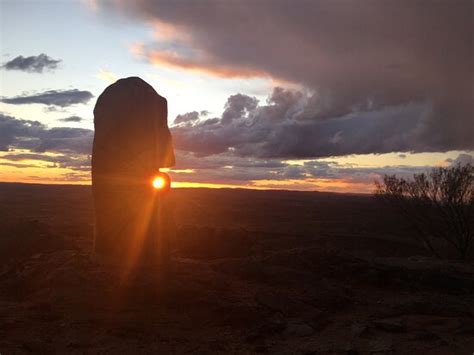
[151,20,191,42]
[131,42,265,79]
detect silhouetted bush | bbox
[375,164,473,261]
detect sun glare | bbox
[152,176,166,189]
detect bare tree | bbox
[375,164,474,261]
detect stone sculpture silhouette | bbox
[92,77,175,269]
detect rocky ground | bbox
[0,183,473,354]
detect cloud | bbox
[1,152,91,171]
[173,110,212,125]
[2,53,61,73]
[446,153,473,167]
[168,149,433,192]
[0,162,39,169]
[131,42,265,78]
[100,0,473,155]
[34,127,94,154]
[1,114,451,191]
[2,89,94,107]
[174,111,200,125]
[0,114,44,151]
[221,94,258,124]
[0,113,93,154]
[171,88,471,159]
[59,116,83,123]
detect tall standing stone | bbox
[92,77,175,266]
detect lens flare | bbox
[152,176,166,189]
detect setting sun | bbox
[152,176,166,189]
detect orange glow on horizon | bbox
[3,149,469,194]
[0,150,377,193]
[0,174,375,193]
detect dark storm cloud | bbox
[174,111,212,125]
[221,94,258,124]
[2,89,94,107]
[172,88,452,158]
[0,113,93,154]
[2,53,61,73]
[174,111,200,124]
[59,116,83,122]
[102,0,473,156]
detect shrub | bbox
[375,164,473,261]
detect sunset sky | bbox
[1,0,472,193]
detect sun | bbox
[152,175,166,189]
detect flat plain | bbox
[0,183,473,354]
